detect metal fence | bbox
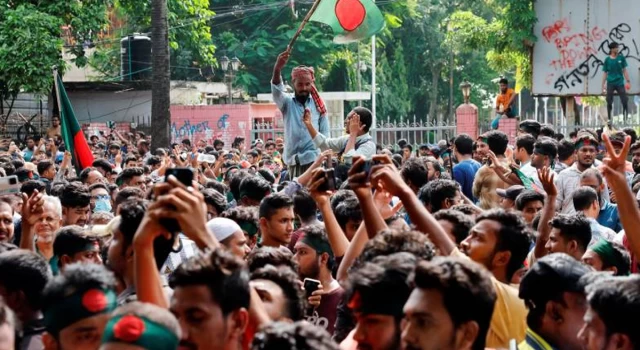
[251,116,457,150]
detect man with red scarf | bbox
[272,50,329,180]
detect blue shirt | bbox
[598,201,622,232]
[272,82,329,166]
[453,159,481,201]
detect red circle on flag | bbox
[114,315,145,342]
[336,0,366,31]
[82,289,108,313]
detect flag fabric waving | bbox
[55,73,94,172]
[310,0,385,44]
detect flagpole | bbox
[52,68,62,118]
[287,0,323,51]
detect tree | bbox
[151,0,171,147]
[0,0,109,108]
[377,45,410,121]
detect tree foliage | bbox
[0,0,110,98]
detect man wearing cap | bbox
[53,225,103,272]
[100,301,181,350]
[518,253,591,350]
[293,224,343,335]
[556,131,610,214]
[272,51,329,179]
[304,106,375,164]
[41,263,118,350]
[206,217,251,259]
[497,185,526,210]
[418,144,431,157]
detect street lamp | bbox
[220,55,241,104]
[459,81,471,104]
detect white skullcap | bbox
[206,217,242,242]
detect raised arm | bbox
[369,154,456,255]
[534,166,557,258]
[272,51,290,86]
[308,169,349,258]
[302,108,319,140]
[349,156,388,239]
[19,191,44,252]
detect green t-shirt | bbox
[603,55,628,86]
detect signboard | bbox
[532,0,640,95]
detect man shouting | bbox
[272,50,329,179]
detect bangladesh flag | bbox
[310,0,385,44]
[55,74,94,172]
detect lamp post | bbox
[459,81,471,104]
[220,55,241,104]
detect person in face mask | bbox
[89,183,113,214]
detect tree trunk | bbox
[428,63,441,123]
[151,0,171,148]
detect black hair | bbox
[114,187,144,208]
[400,158,428,190]
[0,163,15,177]
[239,176,272,203]
[417,183,431,207]
[53,225,100,265]
[534,137,558,160]
[251,321,339,350]
[549,213,592,253]
[334,197,362,232]
[595,241,631,276]
[485,130,509,156]
[499,78,509,85]
[202,188,228,216]
[516,134,536,155]
[573,186,599,212]
[124,155,138,165]
[355,229,436,269]
[515,190,545,211]
[169,248,250,316]
[476,209,532,281]
[412,257,496,350]
[146,156,161,167]
[540,125,555,138]
[434,209,474,244]
[78,167,99,184]
[232,136,245,148]
[60,182,91,209]
[117,167,144,187]
[259,193,293,220]
[450,204,477,216]
[92,159,113,174]
[182,139,191,147]
[298,224,335,271]
[251,265,304,321]
[15,167,32,182]
[11,159,24,171]
[330,190,356,211]
[37,160,55,177]
[293,189,317,222]
[88,182,109,193]
[221,206,260,236]
[0,250,51,310]
[403,144,413,152]
[623,127,638,145]
[427,179,460,213]
[229,170,251,201]
[557,139,575,161]
[454,134,474,156]
[351,107,373,132]
[21,180,46,197]
[205,180,228,195]
[608,41,619,49]
[42,264,115,335]
[257,169,276,184]
[214,139,224,147]
[247,247,297,273]
[586,275,640,349]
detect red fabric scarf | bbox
[291,66,327,116]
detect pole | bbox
[228,73,233,104]
[371,34,376,137]
[357,44,362,107]
[288,0,323,51]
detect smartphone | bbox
[362,159,380,180]
[225,153,234,160]
[303,278,321,298]
[317,161,336,192]
[0,176,21,196]
[160,168,194,233]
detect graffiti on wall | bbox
[532,0,640,95]
[171,120,211,142]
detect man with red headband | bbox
[272,50,329,179]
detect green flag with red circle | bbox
[310,0,385,44]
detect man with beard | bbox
[519,254,591,350]
[20,194,63,275]
[41,264,117,350]
[303,107,375,164]
[579,169,621,232]
[556,132,610,214]
[60,182,91,227]
[293,224,343,335]
[472,131,511,209]
[341,253,416,350]
[402,257,496,350]
[272,51,329,179]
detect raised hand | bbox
[308,168,332,206]
[21,190,44,226]
[602,133,631,174]
[303,108,312,126]
[275,50,291,71]
[348,113,365,135]
[373,187,403,220]
[537,166,557,197]
[347,156,371,198]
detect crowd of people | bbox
[0,53,637,350]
